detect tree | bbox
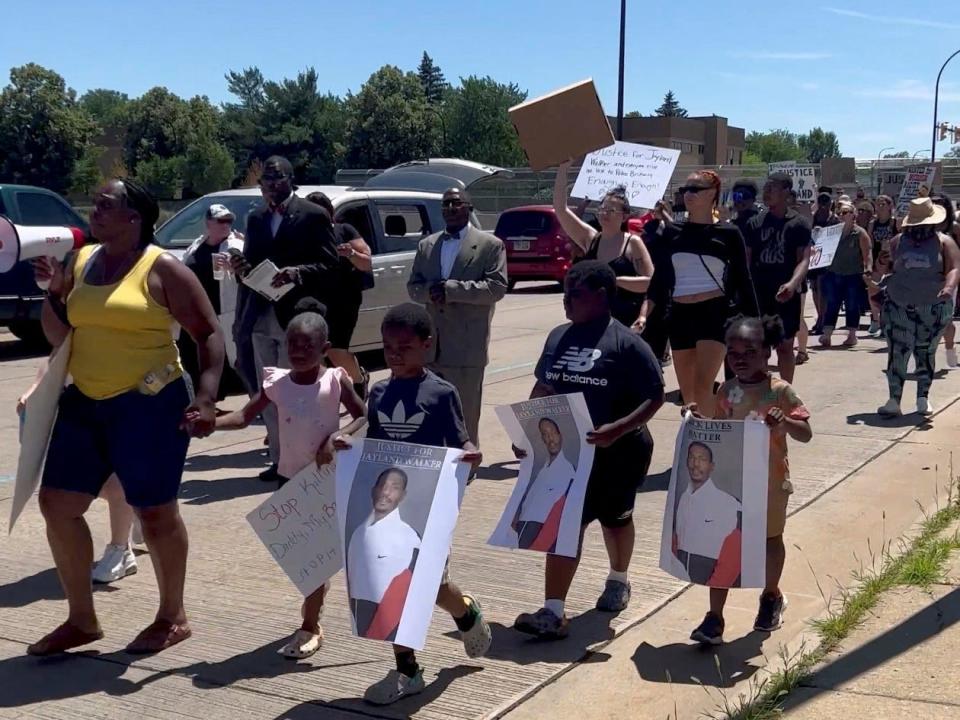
[884,151,911,158]
[70,145,105,195]
[654,91,687,118]
[444,76,527,166]
[135,155,185,199]
[798,127,841,163]
[344,65,438,169]
[417,52,448,105]
[79,89,129,128]
[744,129,806,163]
[625,110,643,118]
[945,146,960,159]
[0,64,96,194]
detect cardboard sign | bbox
[809,224,845,271]
[509,79,615,171]
[769,162,818,203]
[897,165,937,215]
[246,462,341,597]
[571,142,681,210]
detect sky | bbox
[3,0,960,160]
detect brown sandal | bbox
[125,619,192,655]
[27,622,104,656]
[796,350,810,365]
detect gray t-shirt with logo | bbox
[367,370,470,447]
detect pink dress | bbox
[262,366,347,479]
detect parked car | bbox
[495,205,579,290]
[155,159,510,352]
[0,184,89,345]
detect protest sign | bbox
[246,462,341,597]
[768,162,818,203]
[809,223,845,271]
[489,393,594,558]
[897,165,937,215]
[336,438,467,650]
[880,170,907,198]
[10,334,71,533]
[508,79,614,171]
[571,142,681,210]
[659,414,769,588]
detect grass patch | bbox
[713,468,960,720]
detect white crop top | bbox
[671,252,726,298]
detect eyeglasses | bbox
[680,185,712,195]
[731,191,753,203]
[597,207,624,216]
[441,199,467,208]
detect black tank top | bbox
[584,233,645,326]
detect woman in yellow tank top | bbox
[27,179,224,657]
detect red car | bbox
[495,205,579,290]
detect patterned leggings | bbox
[882,300,954,401]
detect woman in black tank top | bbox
[867,194,900,336]
[553,161,654,327]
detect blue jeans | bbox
[822,272,864,330]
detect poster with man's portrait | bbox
[489,393,594,558]
[659,414,769,588]
[335,438,468,651]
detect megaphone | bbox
[0,215,86,286]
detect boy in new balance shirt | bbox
[513,261,666,639]
[339,303,492,705]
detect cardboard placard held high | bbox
[508,79,615,171]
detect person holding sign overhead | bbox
[553,161,654,329]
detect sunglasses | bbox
[680,185,712,195]
[731,191,754,203]
[839,210,854,216]
[214,218,232,224]
[442,199,467,208]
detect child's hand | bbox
[332,433,353,451]
[682,403,704,419]
[511,444,527,460]
[460,449,483,467]
[765,407,786,433]
[316,436,337,467]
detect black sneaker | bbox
[259,464,281,483]
[754,592,787,632]
[690,612,725,646]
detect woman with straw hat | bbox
[878,197,960,418]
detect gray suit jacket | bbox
[407,225,508,368]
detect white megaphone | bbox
[0,215,86,289]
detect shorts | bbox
[669,296,731,351]
[582,426,654,528]
[326,297,360,350]
[768,477,792,538]
[42,379,191,508]
[757,290,802,341]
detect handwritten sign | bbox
[571,141,680,210]
[246,462,341,596]
[769,162,818,203]
[809,224,845,270]
[897,165,937,215]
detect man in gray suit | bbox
[407,188,508,446]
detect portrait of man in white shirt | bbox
[513,417,577,552]
[673,442,742,586]
[347,468,422,641]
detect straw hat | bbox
[901,197,947,227]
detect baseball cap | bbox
[206,204,235,221]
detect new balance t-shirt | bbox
[534,317,664,434]
[366,370,470,448]
[744,209,813,292]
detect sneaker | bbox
[92,544,137,584]
[596,579,631,612]
[917,397,935,416]
[363,668,425,706]
[690,612,725,646]
[868,321,880,336]
[818,331,832,348]
[842,332,858,348]
[514,607,569,640]
[878,398,902,418]
[259,464,281,483]
[754,592,788,632]
[947,348,958,368]
[459,594,492,658]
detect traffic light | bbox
[940,122,950,141]
[953,126,960,145]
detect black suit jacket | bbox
[235,195,340,335]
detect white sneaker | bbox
[364,669,425,705]
[917,397,935,416]
[92,544,137,584]
[877,399,902,418]
[947,348,958,368]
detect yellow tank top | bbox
[68,244,181,400]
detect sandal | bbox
[125,619,192,655]
[279,628,323,659]
[27,621,104,656]
[796,350,809,365]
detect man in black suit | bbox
[231,156,339,482]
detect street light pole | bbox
[932,49,960,162]
[877,146,894,160]
[616,0,626,140]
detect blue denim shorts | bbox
[41,379,191,508]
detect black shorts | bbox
[669,296,731,351]
[582,426,654,528]
[325,298,360,350]
[757,290,802,341]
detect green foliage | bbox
[79,89,129,128]
[344,65,439,169]
[134,155,185,199]
[884,151,911,158]
[654,90,687,118]
[798,127,841,163]
[444,76,527,166]
[0,64,96,194]
[70,145,105,195]
[745,128,806,163]
[417,52,448,105]
[625,110,643,118]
